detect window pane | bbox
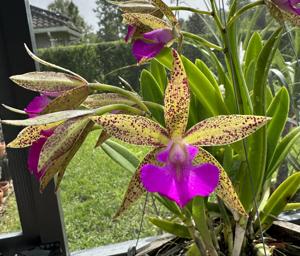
[0,123,21,234]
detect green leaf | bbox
[101,139,139,173]
[150,59,167,91]
[155,195,183,217]
[195,59,223,100]
[140,69,164,124]
[258,172,300,231]
[1,109,93,126]
[266,127,300,179]
[243,32,263,75]
[266,87,289,165]
[239,28,282,211]
[284,203,300,211]
[148,217,191,238]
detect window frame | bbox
[0,1,68,255]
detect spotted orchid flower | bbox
[24,95,51,118]
[122,10,178,63]
[93,50,270,215]
[125,24,174,63]
[266,0,300,26]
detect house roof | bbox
[30,5,81,34]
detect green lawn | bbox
[0,131,165,252]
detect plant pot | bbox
[0,181,9,197]
[0,188,3,204]
[0,142,6,158]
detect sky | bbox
[29,0,209,31]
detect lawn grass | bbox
[0,130,166,252]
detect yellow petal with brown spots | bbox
[7,123,59,148]
[92,114,169,147]
[184,115,270,146]
[114,148,161,218]
[194,147,247,216]
[151,0,177,25]
[122,13,170,30]
[164,49,190,139]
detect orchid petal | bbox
[125,25,136,42]
[143,29,173,44]
[114,148,161,218]
[10,72,86,94]
[122,13,170,30]
[92,114,169,146]
[7,123,59,148]
[132,40,164,62]
[151,0,178,25]
[24,95,50,117]
[41,85,89,114]
[184,115,270,146]
[38,116,90,171]
[164,50,190,138]
[141,162,219,208]
[194,147,247,216]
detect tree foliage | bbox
[94,0,126,41]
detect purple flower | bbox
[273,0,300,15]
[126,26,173,62]
[28,128,55,180]
[141,143,219,207]
[24,95,51,118]
[96,49,269,211]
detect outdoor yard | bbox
[0,131,164,252]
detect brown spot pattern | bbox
[114,148,161,218]
[92,114,169,146]
[265,0,300,27]
[151,0,177,25]
[7,124,57,148]
[38,116,90,171]
[164,49,190,138]
[94,130,110,148]
[122,13,170,30]
[10,72,85,94]
[194,147,247,216]
[82,93,134,109]
[184,115,270,146]
[42,85,89,114]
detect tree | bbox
[48,0,89,33]
[94,0,126,41]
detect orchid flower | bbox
[266,0,300,26]
[122,9,179,63]
[93,50,270,215]
[24,95,51,117]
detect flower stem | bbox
[94,104,145,116]
[227,0,265,28]
[88,83,151,115]
[170,6,212,16]
[182,31,223,51]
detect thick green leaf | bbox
[243,32,263,74]
[266,87,289,165]
[148,217,191,238]
[195,59,223,99]
[101,139,140,173]
[266,127,300,179]
[239,28,282,211]
[1,109,93,126]
[140,69,164,124]
[284,203,300,211]
[258,172,300,231]
[150,59,167,91]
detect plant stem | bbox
[89,83,151,115]
[182,208,208,255]
[170,6,212,16]
[227,0,265,28]
[94,104,145,116]
[182,31,223,51]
